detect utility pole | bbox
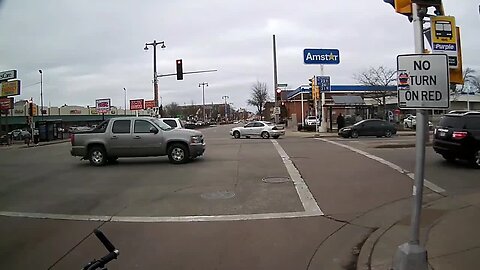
[272,34,279,124]
[144,40,166,107]
[198,82,208,122]
[222,95,229,121]
[123,88,127,115]
[39,70,44,120]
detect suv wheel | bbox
[385,130,393,138]
[168,143,189,164]
[89,146,107,166]
[351,130,359,138]
[473,149,480,169]
[261,131,270,139]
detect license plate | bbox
[439,132,446,137]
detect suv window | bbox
[163,119,177,128]
[439,116,464,129]
[135,120,156,133]
[253,122,264,127]
[465,116,480,130]
[112,120,131,134]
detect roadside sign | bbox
[0,80,21,97]
[277,83,288,88]
[397,54,449,109]
[449,27,463,84]
[129,99,144,110]
[273,106,281,115]
[0,97,14,110]
[303,49,340,65]
[431,16,458,68]
[95,98,111,113]
[144,100,156,109]
[316,76,331,92]
[0,70,17,82]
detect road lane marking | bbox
[0,211,322,222]
[271,139,324,215]
[316,138,446,194]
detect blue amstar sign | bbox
[303,49,340,65]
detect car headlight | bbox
[191,135,202,144]
[342,128,351,131]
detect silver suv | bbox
[70,117,205,165]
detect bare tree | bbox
[247,81,269,115]
[164,102,181,117]
[452,68,480,100]
[354,66,396,118]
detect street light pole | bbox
[123,88,127,115]
[39,70,43,120]
[222,95,229,121]
[144,40,166,108]
[199,82,208,122]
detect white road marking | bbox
[271,139,324,215]
[0,139,324,222]
[0,211,322,222]
[316,138,446,194]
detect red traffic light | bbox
[176,59,183,80]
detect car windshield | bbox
[152,119,174,130]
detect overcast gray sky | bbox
[0,0,478,110]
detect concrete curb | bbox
[356,224,396,270]
[372,143,433,149]
[16,139,69,149]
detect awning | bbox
[331,95,365,105]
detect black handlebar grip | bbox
[94,229,116,253]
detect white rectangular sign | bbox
[96,98,111,113]
[273,106,281,115]
[0,70,17,82]
[397,54,449,109]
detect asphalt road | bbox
[0,124,472,269]
[329,136,480,196]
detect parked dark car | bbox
[433,111,480,168]
[338,119,397,138]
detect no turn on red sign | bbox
[397,54,450,109]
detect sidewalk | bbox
[356,191,480,270]
[0,139,69,150]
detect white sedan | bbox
[230,121,285,139]
[403,115,433,129]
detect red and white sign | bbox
[0,97,13,110]
[130,99,144,110]
[144,100,156,109]
[96,98,111,113]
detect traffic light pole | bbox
[393,3,429,270]
[273,35,279,124]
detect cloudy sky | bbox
[0,0,478,110]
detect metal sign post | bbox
[392,3,451,270]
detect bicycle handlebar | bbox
[82,229,119,270]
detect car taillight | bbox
[70,134,75,145]
[452,131,468,140]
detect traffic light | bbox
[28,100,33,116]
[176,59,183,80]
[309,76,319,100]
[383,0,412,16]
[384,0,444,17]
[276,88,282,102]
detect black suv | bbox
[433,111,480,168]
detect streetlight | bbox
[144,40,166,108]
[38,69,43,119]
[198,82,208,122]
[123,88,127,115]
[222,95,229,121]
